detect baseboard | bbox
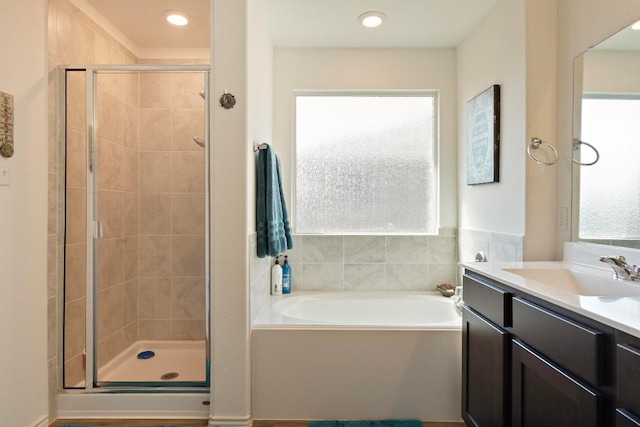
[208,414,252,427]
[33,416,49,427]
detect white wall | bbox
[583,50,640,93]
[210,0,251,425]
[0,0,49,426]
[457,0,527,237]
[210,0,273,425]
[273,48,458,230]
[556,0,640,256]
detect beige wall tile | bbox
[65,186,86,244]
[48,356,59,419]
[66,129,86,188]
[64,354,85,388]
[172,277,205,319]
[97,283,124,339]
[172,151,205,193]
[123,147,138,192]
[97,238,124,290]
[123,236,138,281]
[123,321,138,350]
[48,0,58,50]
[139,109,172,151]
[139,194,171,235]
[123,71,139,107]
[97,138,123,191]
[98,190,124,238]
[123,192,139,237]
[172,236,205,277]
[123,278,138,325]
[95,35,123,98]
[65,242,86,301]
[48,175,58,235]
[172,109,205,151]
[47,296,58,359]
[123,102,139,150]
[140,72,171,109]
[97,329,124,370]
[64,297,85,361]
[97,89,124,144]
[48,235,58,298]
[66,72,86,133]
[138,235,172,277]
[139,152,171,193]
[172,194,205,235]
[48,109,57,173]
[172,319,205,340]
[139,277,171,319]
[139,319,172,340]
[172,72,206,109]
[56,1,94,64]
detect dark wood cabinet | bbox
[462,271,619,427]
[511,339,603,427]
[462,306,509,427]
[617,409,640,427]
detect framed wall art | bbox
[467,84,500,185]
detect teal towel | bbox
[256,144,293,258]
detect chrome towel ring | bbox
[528,137,558,166]
[572,139,600,166]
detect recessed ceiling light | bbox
[358,11,386,28]
[164,11,189,26]
[632,20,640,31]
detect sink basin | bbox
[501,268,640,297]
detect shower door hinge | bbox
[93,220,103,239]
[88,125,93,172]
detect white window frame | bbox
[291,90,440,235]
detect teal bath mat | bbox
[309,420,423,427]
[57,425,202,427]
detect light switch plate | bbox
[0,158,10,186]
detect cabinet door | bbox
[512,339,603,427]
[617,409,640,427]
[462,306,509,427]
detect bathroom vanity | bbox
[461,260,640,427]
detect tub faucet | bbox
[599,255,640,281]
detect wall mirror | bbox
[573,19,640,249]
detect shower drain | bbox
[161,372,179,380]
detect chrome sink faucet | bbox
[599,255,640,282]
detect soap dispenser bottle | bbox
[282,255,291,294]
[271,256,282,295]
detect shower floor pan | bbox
[98,340,207,384]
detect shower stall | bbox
[59,64,210,393]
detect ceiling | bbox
[593,23,640,51]
[77,0,499,50]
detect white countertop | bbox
[461,260,640,338]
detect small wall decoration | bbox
[467,85,500,185]
[0,91,14,158]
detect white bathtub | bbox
[252,292,462,422]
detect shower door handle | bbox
[93,220,103,239]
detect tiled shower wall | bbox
[48,0,208,417]
[135,62,207,342]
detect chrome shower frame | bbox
[57,64,212,393]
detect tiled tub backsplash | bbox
[282,233,457,292]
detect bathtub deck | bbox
[98,340,206,383]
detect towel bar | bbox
[253,142,268,152]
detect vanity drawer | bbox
[512,297,604,386]
[617,343,640,414]
[463,274,512,327]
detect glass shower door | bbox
[62,65,210,389]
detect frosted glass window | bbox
[295,94,437,234]
[579,97,640,239]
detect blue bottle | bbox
[282,255,291,294]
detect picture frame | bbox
[466,84,500,185]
